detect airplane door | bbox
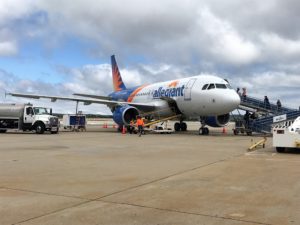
[184,78,196,101]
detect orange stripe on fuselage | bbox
[127,84,149,102]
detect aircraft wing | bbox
[73,93,112,100]
[8,92,156,111]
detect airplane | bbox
[8,55,241,135]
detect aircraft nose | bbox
[229,91,241,109]
[220,91,240,112]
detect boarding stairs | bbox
[235,95,300,134]
[240,95,294,115]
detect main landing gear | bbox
[174,122,187,131]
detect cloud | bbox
[196,8,260,65]
[0,40,17,56]
[0,0,300,112]
[260,33,300,60]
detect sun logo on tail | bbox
[168,80,179,88]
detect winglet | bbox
[111,55,126,91]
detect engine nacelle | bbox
[112,105,140,126]
[204,113,230,127]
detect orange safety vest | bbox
[136,118,144,126]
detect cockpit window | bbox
[202,84,209,90]
[215,84,227,89]
[207,83,215,90]
[226,84,233,89]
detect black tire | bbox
[0,130,7,133]
[35,122,45,134]
[276,147,285,153]
[174,122,180,131]
[233,129,238,135]
[199,127,209,135]
[180,122,187,131]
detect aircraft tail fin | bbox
[111,55,126,91]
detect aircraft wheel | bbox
[180,122,187,131]
[174,122,181,131]
[199,127,209,135]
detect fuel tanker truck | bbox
[0,103,59,134]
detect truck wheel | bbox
[35,123,45,134]
[276,147,285,153]
[0,130,7,133]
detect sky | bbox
[0,0,300,114]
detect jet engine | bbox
[204,113,230,127]
[112,105,140,126]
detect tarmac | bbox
[1,123,300,225]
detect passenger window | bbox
[202,84,209,90]
[207,84,215,90]
[216,84,227,89]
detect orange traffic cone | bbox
[122,125,126,134]
[222,127,226,134]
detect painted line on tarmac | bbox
[2,187,88,201]
[13,153,247,225]
[100,199,271,225]
[93,153,245,200]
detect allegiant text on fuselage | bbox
[153,85,185,99]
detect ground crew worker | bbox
[136,116,144,137]
[128,119,135,134]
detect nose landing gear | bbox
[199,117,209,135]
[199,127,209,135]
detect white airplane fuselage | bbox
[119,75,240,118]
